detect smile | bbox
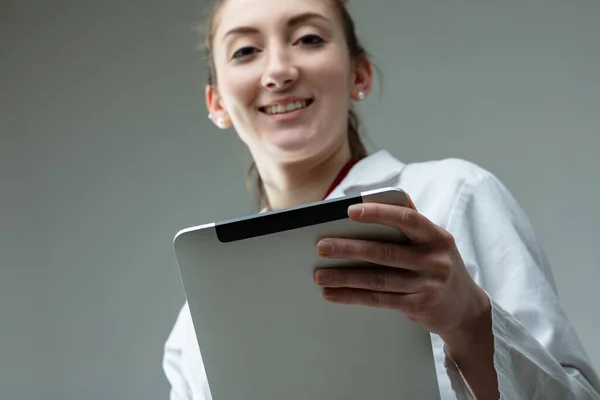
[259,99,314,115]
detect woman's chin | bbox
[266,130,319,155]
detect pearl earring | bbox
[357,91,366,101]
[208,113,213,120]
[216,116,225,129]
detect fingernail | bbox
[348,204,364,218]
[315,270,331,284]
[323,288,337,300]
[317,240,333,256]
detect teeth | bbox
[264,100,309,115]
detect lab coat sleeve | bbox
[441,166,600,399]
[163,304,193,400]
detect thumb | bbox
[405,192,418,212]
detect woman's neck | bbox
[256,143,353,211]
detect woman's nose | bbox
[261,46,299,91]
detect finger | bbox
[347,203,451,246]
[322,288,409,311]
[405,192,418,212]
[317,238,426,271]
[322,288,427,318]
[314,268,424,293]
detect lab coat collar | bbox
[326,149,406,199]
[259,150,406,211]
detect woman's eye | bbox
[231,46,256,60]
[297,34,325,46]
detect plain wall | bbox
[1,0,599,399]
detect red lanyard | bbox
[322,157,358,200]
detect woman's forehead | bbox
[213,0,337,39]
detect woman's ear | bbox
[351,55,373,101]
[205,85,232,129]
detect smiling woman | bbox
[162,0,600,399]
[204,0,369,210]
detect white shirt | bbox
[163,150,600,399]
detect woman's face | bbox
[207,0,370,164]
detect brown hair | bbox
[202,0,369,210]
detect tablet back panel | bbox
[174,188,440,400]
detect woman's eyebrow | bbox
[287,12,329,28]
[221,12,329,43]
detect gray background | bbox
[1,0,599,399]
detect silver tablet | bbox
[173,187,440,399]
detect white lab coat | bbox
[163,150,600,399]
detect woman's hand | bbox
[314,202,490,340]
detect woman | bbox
[163,0,600,398]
